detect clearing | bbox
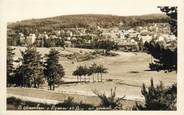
[7,46,176,106]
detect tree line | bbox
[8,14,169,34]
[73,63,108,82]
[8,34,121,55]
[72,38,119,55]
[7,45,109,90]
[7,45,65,90]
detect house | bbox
[26,34,36,45]
[19,33,26,45]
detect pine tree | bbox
[134,79,177,110]
[96,65,108,82]
[89,63,98,82]
[73,66,82,82]
[143,7,177,72]
[82,65,88,82]
[144,40,177,72]
[93,87,125,110]
[7,47,15,86]
[44,48,65,90]
[18,45,44,88]
[159,6,177,36]
[96,65,107,82]
[73,65,88,82]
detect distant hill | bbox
[8,14,169,33]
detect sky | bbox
[0,0,172,22]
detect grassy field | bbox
[7,87,141,110]
[7,46,177,109]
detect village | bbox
[8,22,176,52]
[6,14,177,111]
[3,0,178,110]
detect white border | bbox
[0,0,184,115]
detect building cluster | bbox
[14,23,176,51]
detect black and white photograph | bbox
[1,0,183,114]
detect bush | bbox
[55,97,76,110]
[93,87,125,110]
[55,97,95,110]
[7,97,22,107]
[133,79,177,110]
[7,96,52,110]
[7,96,95,110]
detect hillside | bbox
[8,14,169,33]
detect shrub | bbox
[7,97,22,107]
[133,79,177,110]
[93,87,125,110]
[7,96,52,110]
[55,97,76,109]
[55,97,95,110]
[7,96,95,110]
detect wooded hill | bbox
[8,14,169,33]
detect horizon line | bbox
[8,12,165,23]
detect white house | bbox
[26,33,36,44]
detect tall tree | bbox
[144,40,177,72]
[73,65,89,82]
[73,66,83,82]
[159,6,177,36]
[89,63,98,82]
[7,47,15,86]
[82,65,89,82]
[18,45,44,88]
[144,6,177,72]
[44,48,65,90]
[96,65,108,82]
[73,68,79,82]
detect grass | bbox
[7,87,143,110]
[8,47,176,110]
